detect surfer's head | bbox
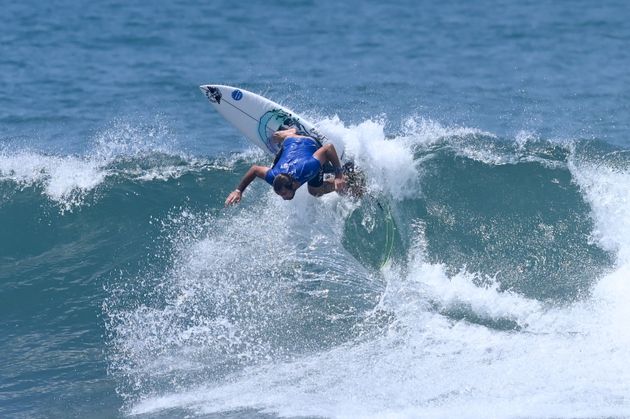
[273,173,296,200]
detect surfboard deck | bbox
[199,84,344,160]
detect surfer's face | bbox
[276,186,295,200]
[272,174,296,200]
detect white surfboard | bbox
[199,84,344,160]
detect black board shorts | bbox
[308,161,338,188]
[307,166,325,188]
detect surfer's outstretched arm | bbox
[225,165,269,206]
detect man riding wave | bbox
[225,127,347,206]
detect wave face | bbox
[3,116,629,418]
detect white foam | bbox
[107,189,376,406]
[128,274,630,418]
[317,116,420,199]
[568,154,630,349]
[129,298,630,418]
[0,119,199,211]
[0,150,107,211]
[568,158,630,262]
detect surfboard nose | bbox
[200,85,222,104]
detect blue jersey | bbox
[265,137,322,186]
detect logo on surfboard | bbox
[258,109,313,154]
[202,86,222,104]
[231,89,243,101]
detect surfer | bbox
[225,127,347,205]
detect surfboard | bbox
[199,84,344,160]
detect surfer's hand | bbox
[225,189,242,206]
[334,175,347,192]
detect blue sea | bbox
[2,0,630,417]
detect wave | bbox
[3,115,630,417]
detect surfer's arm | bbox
[313,144,346,191]
[225,165,269,206]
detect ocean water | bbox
[2,0,630,418]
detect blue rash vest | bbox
[264,137,322,186]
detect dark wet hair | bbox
[273,173,293,193]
